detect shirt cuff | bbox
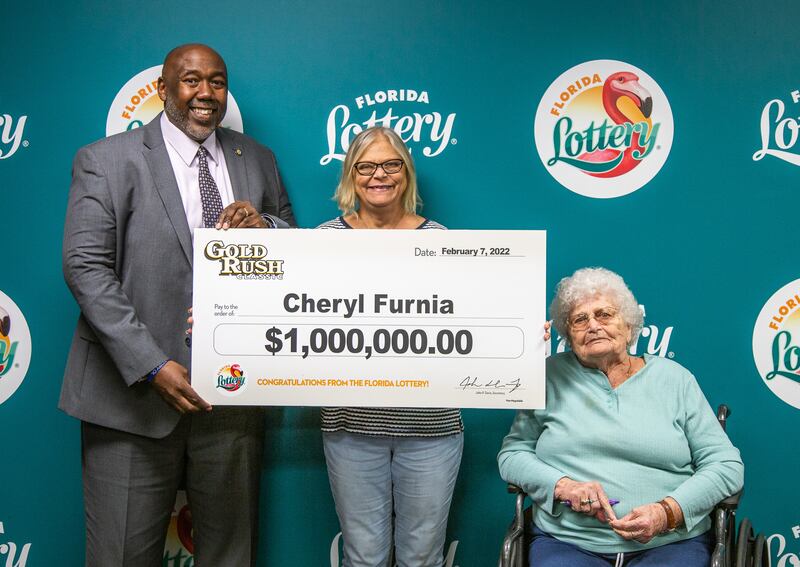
[259,213,276,228]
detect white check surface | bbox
[191,228,546,409]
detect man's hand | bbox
[151,361,212,414]
[216,200,268,229]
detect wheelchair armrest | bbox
[716,489,742,511]
[507,484,528,531]
[509,486,527,529]
[711,489,740,567]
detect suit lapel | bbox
[142,114,193,266]
[217,128,251,203]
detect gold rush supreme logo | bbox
[204,240,284,277]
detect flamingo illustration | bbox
[0,307,10,338]
[579,71,654,177]
[0,307,11,374]
[177,505,195,554]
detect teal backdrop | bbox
[2,1,799,565]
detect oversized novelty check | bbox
[191,228,546,409]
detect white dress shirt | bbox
[160,113,234,238]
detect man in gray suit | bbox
[60,44,295,566]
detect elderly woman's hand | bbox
[185,307,193,347]
[543,321,552,356]
[554,477,617,523]
[609,503,668,543]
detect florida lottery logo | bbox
[216,364,246,396]
[163,491,194,564]
[752,88,800,166]
[534,60,674,198]
[320,87,457,165]
[752,279,800,409]
[554,304,675,359]
[105,65,245,136]
[0,109,28,160]
[0,291,32,405]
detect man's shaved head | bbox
[157,44,229,142]
[162,44,226,77]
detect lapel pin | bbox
[235,148,243,156]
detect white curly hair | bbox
[550,267,643,347]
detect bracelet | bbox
[658,499,678,533]
[145,359,170,383]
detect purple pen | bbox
[562,499,619,506]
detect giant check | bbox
[191,228,546,409]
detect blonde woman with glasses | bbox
[318,127,463,567]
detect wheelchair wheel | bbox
[752,534,768,567]
[735,518,753,567]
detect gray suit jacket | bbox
[60,114,295,438]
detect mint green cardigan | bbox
[498,352,744,553]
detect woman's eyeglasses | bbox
[353,159,404,176]
[569,308,618,331]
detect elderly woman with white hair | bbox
[498,267,743,567]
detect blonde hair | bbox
[334,127,420,215]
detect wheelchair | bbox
[499,405,768,567]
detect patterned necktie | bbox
[197,146,224,228]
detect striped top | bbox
[316,216,446,231]
[317,215,464,437]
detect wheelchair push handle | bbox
[717,404,730,431]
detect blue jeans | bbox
[529,525,712,567]
[323,431,463,567]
